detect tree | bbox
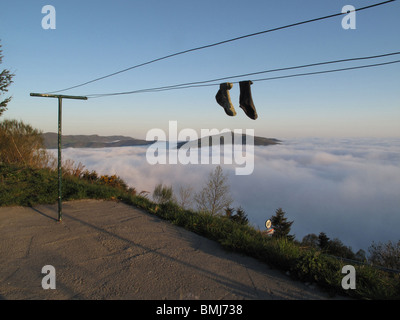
[318,232,330,250]
[270,208,294,240]
[224,206,235,218]
[316,232,356,259]
[368,240,400,270]
[327,238,355,259]
[0,40,15,116]
[354,249,367,263]
[176,185,194,210]
[225,206,249,225]
[194,165,233,216]
[301,233,319,249]
[232,207,248,225]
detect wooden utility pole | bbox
[30,93,88,221]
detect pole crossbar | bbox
[30,92,88,222]
[30,93,88,100]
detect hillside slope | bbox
[42,132,152,149]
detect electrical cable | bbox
[47,0,396,94]
[85,52,400,98]
[251,59,400,84]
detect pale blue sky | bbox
[1,0,399,139]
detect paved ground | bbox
[0,200,347,300]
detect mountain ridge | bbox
[42,132,281,149]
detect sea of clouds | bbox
[56,137,400,253]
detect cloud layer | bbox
[57,137,400,252]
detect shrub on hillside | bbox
[153,183,174,204]
[0,119,49,167]
[368,240,400,270]
[99,174,128,190]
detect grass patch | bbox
[0,163,125,206]
[1,163,399,300]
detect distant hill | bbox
[177,132,281,149]
[42,133,153,149]
[42,132,281,149]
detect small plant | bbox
[81,169,99,182]
[97,174,128,190]
[61,159,86,178]
[138,190,150,199]
[153,183,174,204]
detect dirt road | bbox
[0,199,346,300]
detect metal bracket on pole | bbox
[30,93,88,222]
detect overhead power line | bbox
[48,0,395,94]
[251,59,400,84]
[85,51,400,98]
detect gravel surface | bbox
[0,199,347,300]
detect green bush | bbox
[0,164,125,207]
[0,119,49,168]
[293,249,325,282]
[153,183,174,204]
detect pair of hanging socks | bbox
[215,81,258,120]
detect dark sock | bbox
[239,80,258,120]
[216,82,237,117]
